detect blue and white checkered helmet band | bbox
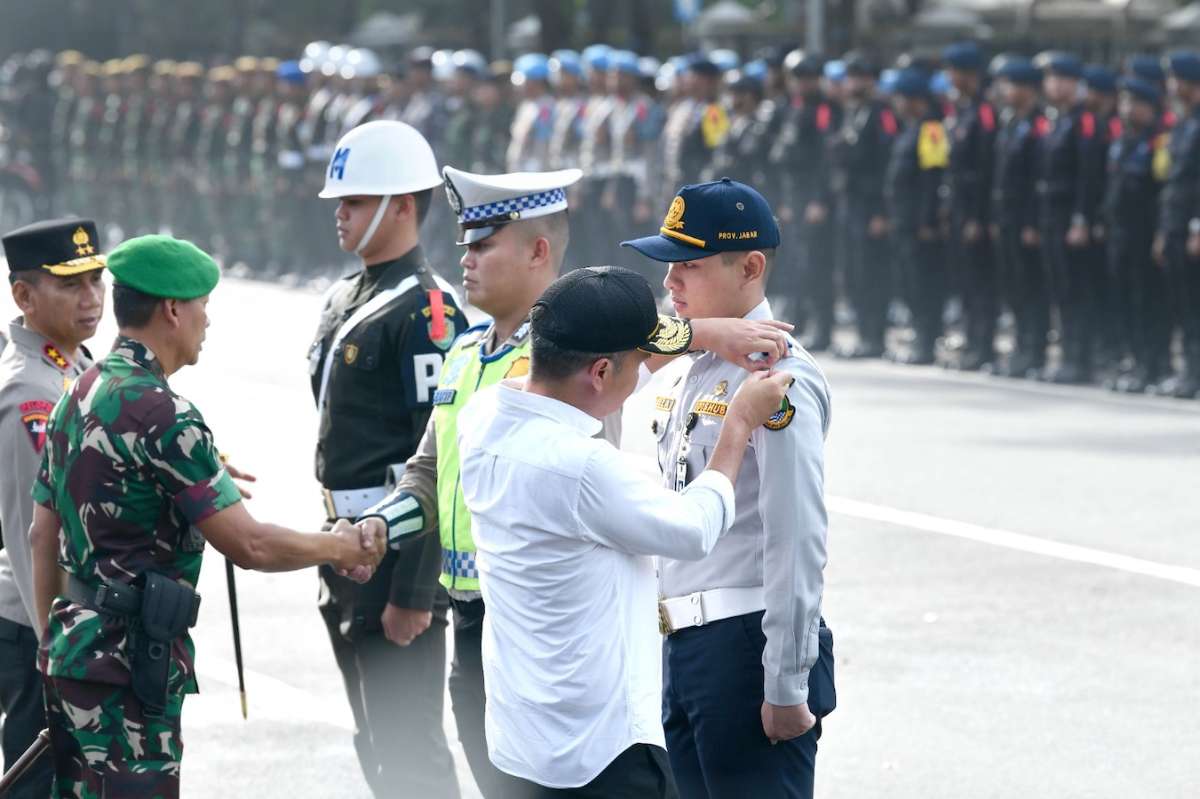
[460,187,567,223]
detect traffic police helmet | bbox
[319,121,443,254]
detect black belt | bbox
[65,574,144,617]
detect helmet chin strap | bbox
[354,194,394,255]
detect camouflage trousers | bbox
[43,676,184,799]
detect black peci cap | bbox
[532,266,692,356]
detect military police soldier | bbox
[1105,78,1170,392]
[28,234,383,798]
[309,120,463,798]
[885,68,949,365]
[769,50,841,349]
[1152,51,1200,399]
[622,179,836,799]
[990,57,1051,379]
[0,218,105,799]
[943,41,999,371]
[1033,51,1105,384]
[829,52,897,358]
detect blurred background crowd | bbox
[0,0,1199,397]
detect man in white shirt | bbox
[456,266,794,797]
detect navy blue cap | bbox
[996,56,1042,86]
[1120,76,1162,106]
[843,50,877,77]
[1034,51,1082,79]
[1083,64,1117,93]
[688,56,721,77]
[943,41,983,71]
[1166,50,1200,82]
[1127,54,1165,84]
[892,67,931,97]
[621,178,781,263]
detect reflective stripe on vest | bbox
[434,329,530,592]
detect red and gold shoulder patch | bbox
[42,343,69,371]
[19,399,53,453]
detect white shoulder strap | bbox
[317,275,419,409]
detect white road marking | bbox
[828,496,1200,588]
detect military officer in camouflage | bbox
[27,234,384,799]
[0,218,106,799]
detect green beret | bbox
[107,235,220,300]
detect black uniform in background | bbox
[1156,105,1200,398]
[945,95,998,368]
[308,246,462,799]
[992,107,1050,377]
[830,99,897,356]
[770,92,841,347]
[1104,123,1169,390]
[886,109,948,363]
[1036,105,1105,382]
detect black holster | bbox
[129,573,201,717]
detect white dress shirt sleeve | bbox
[752,358,832,707]
[575,444,735,560]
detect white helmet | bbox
[341,48,382,80]
[319,120,443,254]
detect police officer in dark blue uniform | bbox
[990,57,1051,379]
[885,68,948,365]
[1152,51,1200,399]
[769,50,841,351]
[1105,78,1170,392]
[943,41,999,370]
[1082,64,1123,374]
[829,52,897,358]
[1033,51,1106,384]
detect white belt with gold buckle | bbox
[658,586,766,635]
[322,486,389,520]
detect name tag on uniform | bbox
[432,388,457,405]
[694,400,727,418]
[655,396,676,411]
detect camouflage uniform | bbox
[32,336,242,798]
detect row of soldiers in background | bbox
[5,40,1199,397]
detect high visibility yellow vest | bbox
[433,322,530,592]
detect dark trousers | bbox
[895,233,947,355]
[663,613,836,799]
[1108,230,1171,379]
[0,617,51,799]
[1165,235,1200,373]
[768,214,836,347]
[843,201,891,351]
[449,598,532,799]
[509,744,678,799]
[319,597,460,799]
[996,225,1050,369]
[953,223,998,359]
[1040,203,1096,371]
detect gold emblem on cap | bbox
[663,196,686,231]
[649,316,692,352]
[344,344,359,365]
[72,227,95,256]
